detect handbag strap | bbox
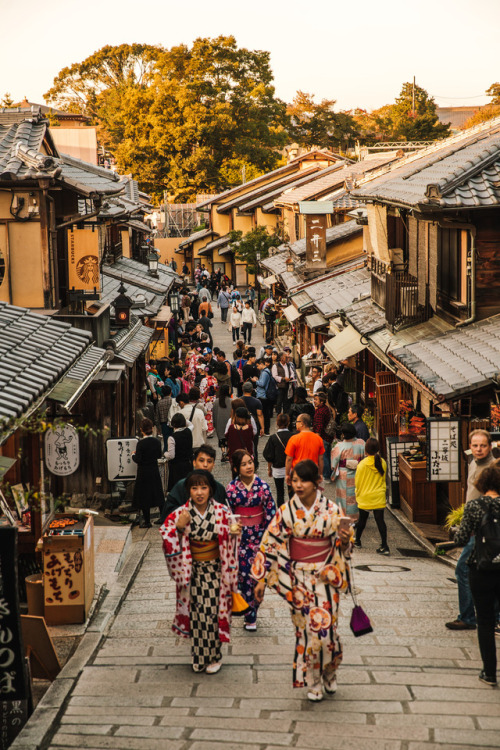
[347,562,358,607]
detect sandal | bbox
[206,662,222,674]
[323,672,337,694]
[307,683,324,702]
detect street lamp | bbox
[255,252,261,307]
[113,281,133,328]
[147,249,159,277]
[169,291,180,314]
[285,256,294,274]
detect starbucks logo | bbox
[76,255,99,285]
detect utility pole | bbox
[412,76,416,119]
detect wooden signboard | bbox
[427,418,461,482]
[0,528,30,750]
[45,424,80,476]
[107,438,138,481]
[305,215,327,271]
[67,228,100,292]
[20,616,60,682]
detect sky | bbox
[1,0,498,112]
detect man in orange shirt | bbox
[285,413,325,486]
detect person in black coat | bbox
[287,387,315,432]
[132,418,164,528]
[263,413,293,505]
[165,412,194,491]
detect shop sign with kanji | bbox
[426,418,461,482]
[45,424,79,476]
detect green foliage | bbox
[288,91,358,150]
[375,82,450,141]
[45,38,288,201]
[0,410,108,446]
[229,225,286,275]
[486,82,500,105]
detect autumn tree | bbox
[1,93,14,107]
[461,82,500,129]
[45,38,288,201]
[288,91,357,151]
[229,225,286,275]
[377,82,450,141]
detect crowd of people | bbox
[132,274,499,697]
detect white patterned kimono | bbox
[251,492,351,687]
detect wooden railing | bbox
[370,256,431,331]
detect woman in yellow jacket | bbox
[354,438,389,555]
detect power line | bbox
[434,94,489,100]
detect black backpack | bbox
[475,500,500,571]
[230,365,241,389]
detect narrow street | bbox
[38,310,500,749]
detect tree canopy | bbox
[229,225,286,275]
[45,38,288,201]
[462,82,500,129]
[370,82,450,141]
[287,91,357,151]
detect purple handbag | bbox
[348,563,373,637]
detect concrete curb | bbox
[10,540,150,750]
[387,505,456,569]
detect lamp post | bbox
[168,290,181,350]
[255,251,261,307]
[147,249,159,277]
[113,281,133,328]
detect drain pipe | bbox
[456,225,476,328]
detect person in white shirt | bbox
[241,301,257,344]
[230,306,242,342]
[309,365,324,395]
[178,398,208,448]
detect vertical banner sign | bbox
[67,228,100,292]
[106,439,138,481]
[427,418,461,482]
[305,215,328,270]
[45,424,80,476]
[0,528,30,749]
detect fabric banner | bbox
[67,229,100,292]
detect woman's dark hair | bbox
[231,398,245,413]
[161,385,171,397]
[215,361,228,375]
[185,470,216,497]
[341,421,357,440]
[232,449,253,475]
[292,459,319,485]
[475,464,500,496]
[277,413,290,428]
[365,437,384,476]
[219,384,231,409]
[235,406,250,422]
[140,418,153,435]
[294,387,308,403]
[171,413,186,429]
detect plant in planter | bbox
[445,504,464,539]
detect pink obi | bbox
[234,505,265,527]
[289,537,332,563]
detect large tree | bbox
[288,91,357,151]
[45,38,288,201]
[376,82,450,141]
[229,225,286,275]
[461,82,500,129]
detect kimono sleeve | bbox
[251,504,287,585]
[261,481,277,526]
[160,508,191,588]
[330,442,342,476]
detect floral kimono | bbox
[226,476,276,624]
[199,374,218,435]
[330,438,366,516]
[251,492,351,688]
[185,351,202,387]
[161,500,238,670]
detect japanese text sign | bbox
[426,418,461,482]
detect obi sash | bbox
[190,539,219,562]
[234,505,265,527]
[339,458,360,469]
[289,537,332,563]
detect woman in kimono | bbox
[226,450,276,630]
[253,459,352,702]
[185,345,202,387]
[330,421,366,518]
[199,365,218,437]
[160,470,240,674]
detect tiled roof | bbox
[107,317,154,367]
[202,234,231,252]
[102,257,178,296]
[101,275,164,317]
[275,156,397,207]
[196,149,343,210]
[344,297,386,336]
[58,153,126,197]
[260,252,302,290]
[298,266,371,319]
[48,345,108,410]
[390,314,500,399]
[352,116,500,209]
[275,220,362,258]
[0,302,92,427]
[178,228,216,248]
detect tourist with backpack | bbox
[446,464,500,686]
[255,357,277,435]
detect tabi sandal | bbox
[323,673,337,694]
[307,683,324,702]
[206,662,222,675]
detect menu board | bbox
[427,418,461,482]
[43,546,84,608]
[0,528,30,749]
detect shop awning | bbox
[150,305,172,323]
[324,324,367,363]
[283,305,302,324]
[305,312,328,329]
[262,274,277,287]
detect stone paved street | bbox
[39,308,500,749]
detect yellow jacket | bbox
[355,455,387,510]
